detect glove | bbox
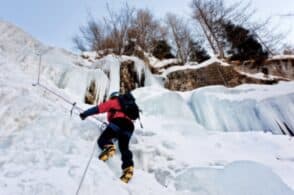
[79,113,86,120]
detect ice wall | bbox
[1,20,293,134]
[132,82,294,135]
[174,161,294,195]
[133,86,195,120]
[189,82,294,134]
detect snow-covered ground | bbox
[0,20,294,195]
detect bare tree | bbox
[73,19,105,52]
[190,0,252,58]
[72,36,87,52]
[73,3,167,55]
[128,9,164,52]
[104,3,135,54]
[73,3,137,54]
[283,44,294,54]
[191,0,228,58]
[165,13,192,63]
[190,0,285,58]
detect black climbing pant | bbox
[97,118,134,169]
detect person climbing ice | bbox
[79,91,140,183]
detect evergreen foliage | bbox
[123,39,136,56]
[188,40,211,63]
[223,22,268,64]
[152,40,174,59]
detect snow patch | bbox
[162,57,229,77]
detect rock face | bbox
[120,60,144,94]
[83,55,293,98]
[264,57,294,80]
[164,62,279,91]
[234,55,294,80]
[84,80,97,104]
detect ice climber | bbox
[79,91,140,183]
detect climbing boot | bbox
[120,166,134,183]
[99,144,116,161]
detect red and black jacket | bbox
[81,98,131,122]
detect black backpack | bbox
[117,93,140,120]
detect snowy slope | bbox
[0,21,294,195]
